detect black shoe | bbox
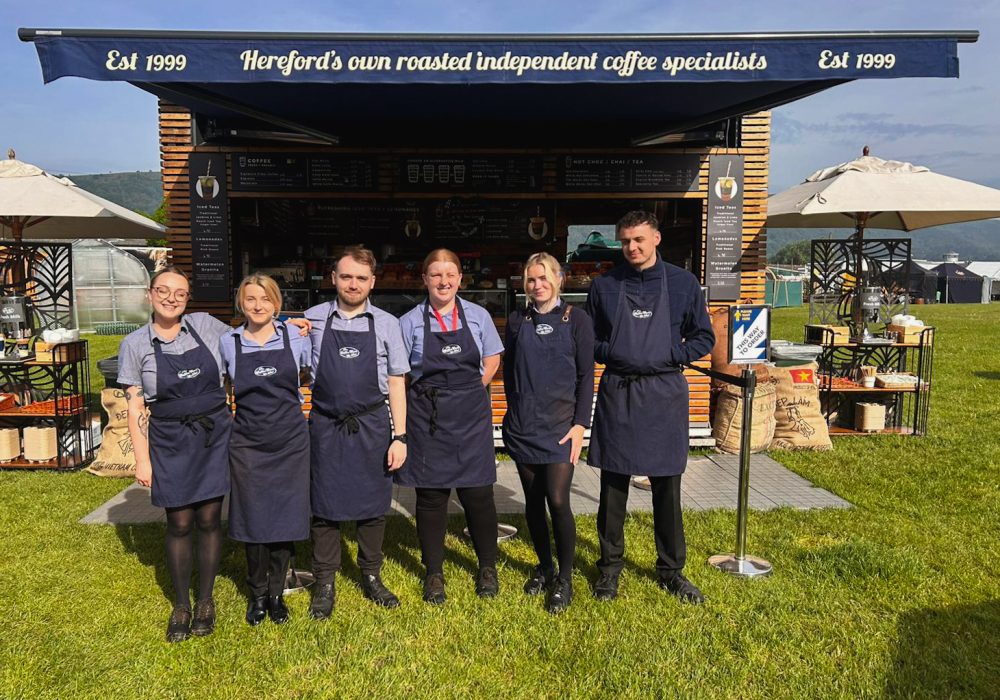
[522,565,554,596]
[475,566,499,598]
[245,595,267,627]
[165,604,192,643]
[594,572,620,601]
[309,582,335,620]
[361,573,400,609]
[268,594,289,624]
[545,577,573,614]
[423,573,446,605]
[190,598,216,637]
[659,572,705,605]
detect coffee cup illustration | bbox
[407,164,420,183]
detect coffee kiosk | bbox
[20,29,975,442]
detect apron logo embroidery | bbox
[253,366,278,377]
[177,368,202,379]
[632,309,653,319]
[535,323,554,335]
[338,347,360,359]
[441,344,462,355]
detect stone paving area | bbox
[80,453,850,525]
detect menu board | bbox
[431,200,554,241]
[397,156,542,193]
[556,154,701,192]
[704,155,745,301]
[188,153,231,302]
[230,153,377,191]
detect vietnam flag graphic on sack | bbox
[791,368,815,384]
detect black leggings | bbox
[164,497,224,607]
[415,486,498,575]
[516,462,576,579]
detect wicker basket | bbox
[854,403,886,433]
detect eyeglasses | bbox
[151,286,190,302]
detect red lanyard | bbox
[431,304,459,332]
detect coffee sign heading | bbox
[32,37,959,84]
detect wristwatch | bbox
[392,433,408,444]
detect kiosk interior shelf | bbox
[0,340,95,470]
[808,326,935,436]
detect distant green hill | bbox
[66,171,162,216]
[767,219,1000,262]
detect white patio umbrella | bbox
[768,147,1000,235]
[0,153,166,241]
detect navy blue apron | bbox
[147,322,231,508]
[228,324,310,543]
[396,300,496,488]
[589,264,689,476]
[310,313,393,521]
[502,304,578,464]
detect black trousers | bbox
[596,470,686,577]
[311,515,386,585]
[245,542,293,597]
[415,485,498,575]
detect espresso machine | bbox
[0,295,35,361]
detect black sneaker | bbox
[476,566,500,598]
[190,598,215,637]
[545,577,573,614]
[165,604,192,643]
[593,572,620,601]
[423,573,446,605]
[361,573,400,609]
[659,572,705,605]
[309,581,336,620]
[522,565,554,596]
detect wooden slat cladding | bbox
[159,102,771,435]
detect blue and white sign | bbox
[728,305,771,364]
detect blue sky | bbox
[2,1,997,192]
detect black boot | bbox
[361,573,400,609]
[523,565,554,596]
[593,572,620,601]
[545,577,573,614]
[268,595,289,624]
[658,572,705,605]
[245,595,267,627]
[309,581,335,620]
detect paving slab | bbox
[81,453,850,525]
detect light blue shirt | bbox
[304,299,410,395]
[218,321,312,401]
[399,297,504,382]
[117,312,230,402]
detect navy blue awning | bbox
[19,29,978,147]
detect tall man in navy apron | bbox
[305,246,410,619]
[585,210,715,604]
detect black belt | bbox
[152,402,227,448]
[313,399,386,435]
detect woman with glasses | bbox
[502,252,594,613]
[397,249,504,604]
[117,267,308,642]
[219,274,312,627]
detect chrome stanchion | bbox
[708,367,772,577]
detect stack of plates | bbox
[23,426,57,462]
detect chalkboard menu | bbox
[188,153,231,302]
[556,154,701,192]
[230,153,377,192]
[704,155,745,301]
[432,200,554,241]
[397,156,542,193]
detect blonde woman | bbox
[219,274,312,626]
[502,252,594,613]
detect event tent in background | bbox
[908,267,939,304]
[932,262,983,303]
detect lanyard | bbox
[431,304,459,333]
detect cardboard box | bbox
[805,324,851,346]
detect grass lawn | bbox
[2,306,999,699]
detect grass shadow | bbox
[884,599,1000,698]
[972,370,1000,380]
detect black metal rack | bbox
[808,326,934,437]
[0,340,95,470]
